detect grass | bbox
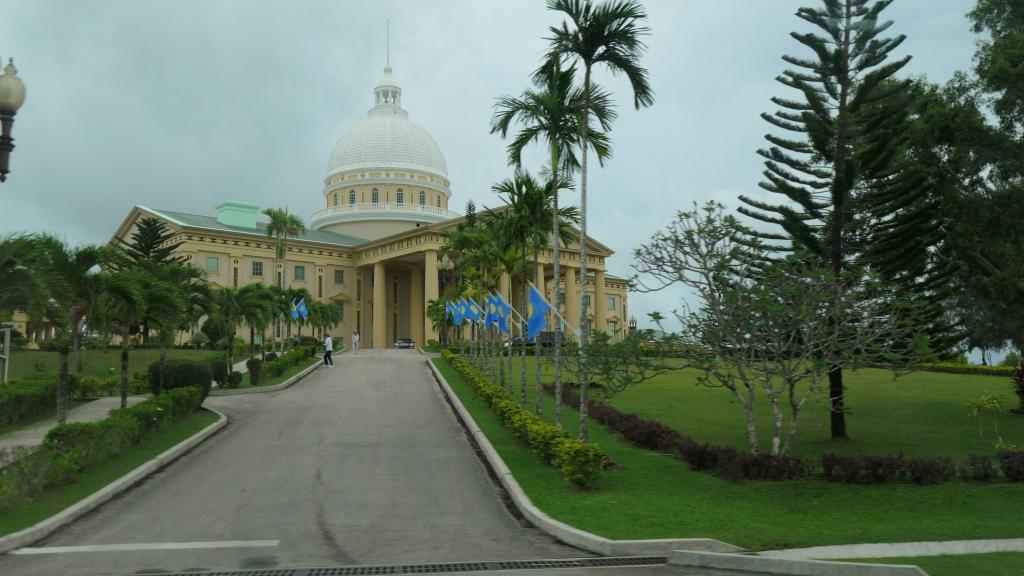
[841,553,1024,576]
[505,356,1024,458]
[434,356,1024,550]
[8,349,220,382]
[238,356,321,389]
[0,409,219,537]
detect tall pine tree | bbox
[738,0,947,439]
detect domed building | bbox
[97,65,631,351]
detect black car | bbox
[394,337,416,349]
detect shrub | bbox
[210,358,229,387]
[917,362,1015,377]
[246,357,263,386]
[960,454,997,482]
[907,456,955,485]
[998,451,1024,481]
[148,359,213,399]
[228,371,243,388]
[264,352,278,361]
[189,331,210,349]
[0,375,57,427]
[442,350,605,488]
[299,336,319,347]
[822,453,906,484]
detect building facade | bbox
[103,65,629,349]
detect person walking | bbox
[323,333,334,367]
[351,330,360,354]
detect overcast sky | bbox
[0,0,980,330]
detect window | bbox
[607,295,617,311]
[318,275,323,298]
[233,267,238,288]
[334,270,344,284]
[396,189,404,204]
[333,192,338,206]
[371,189,379,204]
[436,196,441,208]
[252,261,263,277]
[294,265,305,281]
[337,302,344,322]
[609,321,618,335]
[393,281,399,304]
[583,294,591,307]
[206,256,218,273]
[349,190,356,205]
[419,190,425,206]
[356,279,361,299]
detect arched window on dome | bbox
[349,190,356,205]
[372,189,380,204]
[396,189,404,204]
[419,191,426,206]
[436,196,441,208]
[333,192,338,207]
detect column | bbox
[411,267,424,347]
[499,272,511,301]
[373,261,386,349]
[535,263,545,292]
[425,250,439,343]
[565,265,579,334]
[594,270,608,332]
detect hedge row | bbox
[442,350,605,488]
[551,385,1024,485]
[148,359,213,398]
[917,362,1017,377]
[0,374,57,427]
[0,387,205,504]
[262,346,317,379]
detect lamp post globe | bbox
[0,58,27,183]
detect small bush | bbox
[960,454,997,482]
[998,451,1024,481]
[227,371,243,388]
[907,456,955,485]
[189,331,209,349]
[246,357,263,386]
[210,358,229,387]
[0,375,57,427]
[148,359,213,399]
[822,453,906,484]
[264,352,278,361]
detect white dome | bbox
[326,66,448,180]
[327,114,447,179]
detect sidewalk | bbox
[0,396,149,457]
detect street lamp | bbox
[438,254,455,346]
[1,321,12,383]
[628,315,637,334]
[0,58,27,183]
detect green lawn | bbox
[7,349,220,382]
[842,553,1024,576]
[0,409,219,537]
[435,357,1024,550]
[237,356,321,389]
[504,357,1024,458]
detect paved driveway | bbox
[0,350,763,576]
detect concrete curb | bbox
[759,538,1024,560]
[209,359,320,396]
[0,406,228,555]
[427,359,742,557]
[670,551,927,576]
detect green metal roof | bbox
[143,207,367,247]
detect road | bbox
[0,350,761,576]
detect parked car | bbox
[394,337,416,349]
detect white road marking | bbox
[11,540,281,555]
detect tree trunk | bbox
[73,317,83,374]
[534,239,543,416]
[158,346,167,396]
[827,1,855,441]
[120,325,130,409]
[58,343,70,425]
[551,144,563,430]
[249,325,255,357]
[520,255,528,405]
[578,66,592,442]
[770,394,783,456]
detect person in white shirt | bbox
[351,331,360,354]
[323,334,334,367]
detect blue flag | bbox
[527,284,550,340]
[446,300,455,320]
[494,292,513,334]
[296,298,309,320]
[455,298,467,325]
[289,298,299,321]
[464,297,482,323]
[485,294,498,326]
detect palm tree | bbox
[209,285,270,375]
[541,0,653,441]
[0,234,48,319]
[492,59,605,428]
[34,235,103,423]
[492,171,578,414]
[93,269,146,408]
[262,208,306,290]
